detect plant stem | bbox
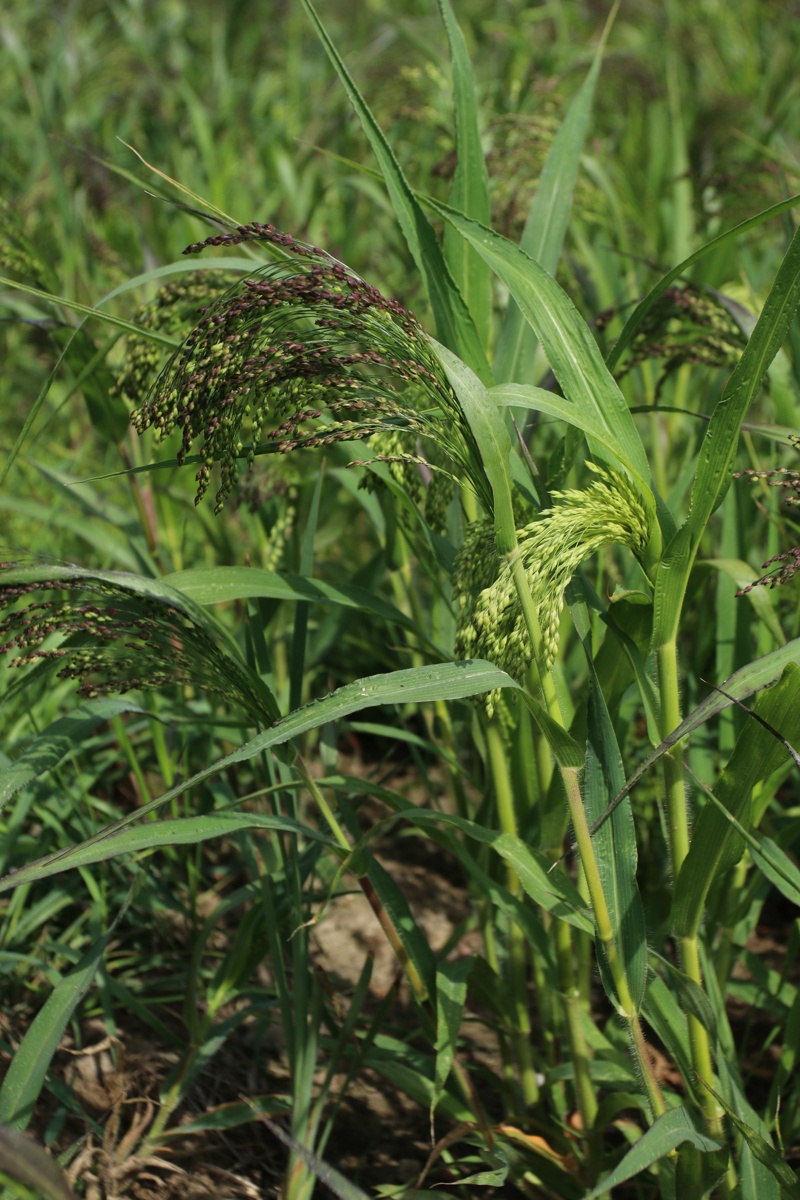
[505,546,665,1119]
[486,715,540,1107]
[553,916,598,1134]
[657,641,691,871]
[657,640,723,1135]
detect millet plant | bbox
[1,1,800,1197]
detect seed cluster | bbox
[454,465,651,713]
[736,434,800,592]
[0,571,270,721]
[131,224,458,513]
[115,273,234,406]
[599,285,747,390]
[358,427,456,537]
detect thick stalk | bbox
[505,548,665,1119]
[486,716,540,1107]
[553,916,598,1135]
[657,641,723,1135]
[657,642,691,871]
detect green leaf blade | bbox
[494,11,612,383]
[438,0,492,350]
[299,0,491,384]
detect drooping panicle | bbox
[130,225,463,513]
[454,465,652,712]
[736,434,800,593]
[0,568,272,721]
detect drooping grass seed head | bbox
[736,434,800,592]
[130,224,473,514]
[114,273,235,407]
[0,568,272,723]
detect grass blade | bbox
[494,4,617,384]
[585,637,800,838]
[163,565,426,641]
[582,640,647,1011]
[653,222,800,649]
[255,1112,370,1200]
[432,958,472,1124]
[0,885,135,1128]
[0,275,180,347]
[492,383,640,479]
[0,661,524,894]
[672,663,800,938]
[696,1079,800,1200]
[426,200,653,508]
[438,0,492,351]
[408,810,593,933]
[0,1128,75,1200]
[0,814,336,894]
[299,0,492,383]
[606,193,800,373]
[0,699,145,812]
[582,1108,722,1199]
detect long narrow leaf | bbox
[0,275,179,347]
[0,699,145,812]
[582,1108,722,1199]
[606,193,800,373]
[697,1079,800,1199]
[0,1128,75,1200]
[299,0,491,383]
[0,661,522,894]
[438,0,492,349]
[494,5,616,383]
[432,958,472,1123]
[407,810,593,933]
[0,889,134,1129]
[584,637,800,838]
[653,222,800,649]
[425,199,653,507]
[0,814,336,894]
[163,567,420,635]
[580,626,647,1011]
[672,663,800,937]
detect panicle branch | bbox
[736,434,800,592]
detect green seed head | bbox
[454,465,652,710]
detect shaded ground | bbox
[1,755,798,1198]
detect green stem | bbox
[504,545,665,1119]
[575,862,593,1009]
[681,935,724,1135]
[553,916,598,1136]
[297,760,351,852]
[657,640,723,1134]
[486,716,540,1107]
[657,641,691,872]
